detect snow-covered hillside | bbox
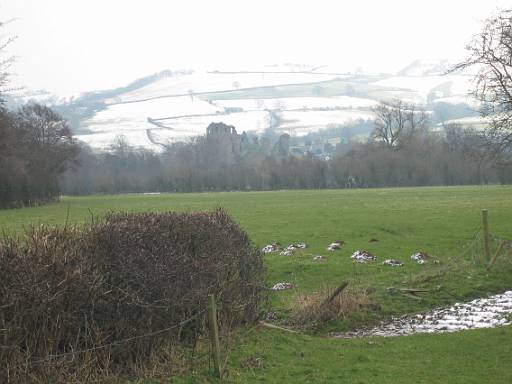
[52,60,480,151]
[111,72,340,104]
[397,59,451,76]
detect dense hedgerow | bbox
[0,209,266,383]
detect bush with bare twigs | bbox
[0,209,266,383]
[290,285,375,329]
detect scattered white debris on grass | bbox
[285,243,307,251]
[265,242,307,256]
[351,250,377,263]
[332,291,512,338]
[263,240,435,267]
[327,240,344,251]
[383,259,403,267]
[261,243,280,253]
[271,283,295,291]
[411,252,430,264]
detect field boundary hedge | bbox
[0,208,266,383]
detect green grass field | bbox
[1,186,511,383]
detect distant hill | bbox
[10,60,480,151]
[397,59,451,76]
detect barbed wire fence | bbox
[421,210,512,288]
[7,310,207,370]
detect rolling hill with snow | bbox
[16,60,480,151]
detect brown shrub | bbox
[0,209,266,383]
[290,285,372,328]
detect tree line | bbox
[58,116,512,195]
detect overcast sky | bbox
[1,0,510,96]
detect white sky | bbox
[1,0,511,96]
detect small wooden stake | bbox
[487,240,508,271]
[482,209,490,261]
[322,281,349,306]
[208,294,222,379]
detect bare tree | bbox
[372,99,428,149]
[0,20,16,103]
[452,8,512,163]
[110,134,131,154]
[15,103,80,200]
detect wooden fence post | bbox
[208,294,222,379]
[322,281,349,306]
[482,209,490,261]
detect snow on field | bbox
[371,74,472,101]
[216,63,319,73]
[112,71,339,103]
[443,115,488,128]
[83,96,221,131]
[73,65,479,151]
[397,59,450,77]
[433,95,479,108]
[75,129,156,151]
[77,101,375,150]
[85,96,221,130]
[214,96,378,111]
[333,291,512,338]
[78,96,224,150]
[78,110,269,151]
[374,90,423,104]
[311,64,357,74]
[279,110,374,135]
[156,108,375,138]
[156,111,269,135]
